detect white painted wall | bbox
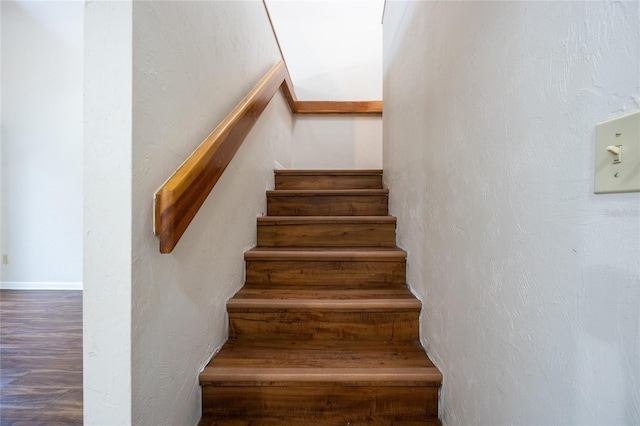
[267,0,384,170]
[131,2,290,424]
[1,0,83,289]
[1,2,3,282]
[384,1,640,424]
[291,116,381,169]
[83,1,132,424]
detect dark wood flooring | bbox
[0,290,83,425]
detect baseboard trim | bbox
[0,281,83,290]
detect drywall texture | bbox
[0,3,6,282]
[83,1,132,424]
[1,0,83,286]
[291,116,382,169]
[265,0,383,101]
[384,1,639,424]
[131,2,290,424]
[265,0,384,170]
[0,2,3,283]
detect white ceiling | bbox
[265,0,384,101]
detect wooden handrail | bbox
[154,60,382,253]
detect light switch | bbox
[594,110,640,194]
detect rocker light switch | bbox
[594,110,640,194]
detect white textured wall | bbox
[1,1,4,282]
[131,2,290,424]
[384,1,640,425]
[83,1,132,426]
[266,0,384,170]
[1,0,83,288]
[0,3,6,281]
[291,116,382,169]
[84,1,132,424]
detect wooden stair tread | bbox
[201,341,441,385]
[232,286,415,300]
[245,247,407,261]
[230,287,420,310]
[228,299,420,311]
[275,169,383,176]
[201,367,441,385]
[205,340,436,368]
[257,215,396,225]
[242,283,408,290]
[267,189,389,196]
[227,300,419,311]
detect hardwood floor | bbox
[0,290,83,425]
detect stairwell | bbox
[199,170,442,425]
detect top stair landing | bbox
[275,169,383,190]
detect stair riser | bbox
[267,195,388,216]
[245,260,406,286]
[202,385,438,421]
[229,311,419,342]
[275,175,383,190]
[257,223,396,247]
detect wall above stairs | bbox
[266,0,384,171]
[292,116,382,170]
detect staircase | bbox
[199,170,442,425]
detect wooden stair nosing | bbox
[226,298,422,311]
[245,247,407,261]
[200,367,442,385]
[232,286,416,299]
[267,189,389,196]
[241,283,411,291]
[274,169,383,176]
[207,340,436,368]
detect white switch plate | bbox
[594,110,640,194]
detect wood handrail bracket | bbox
[154,60,383,253]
